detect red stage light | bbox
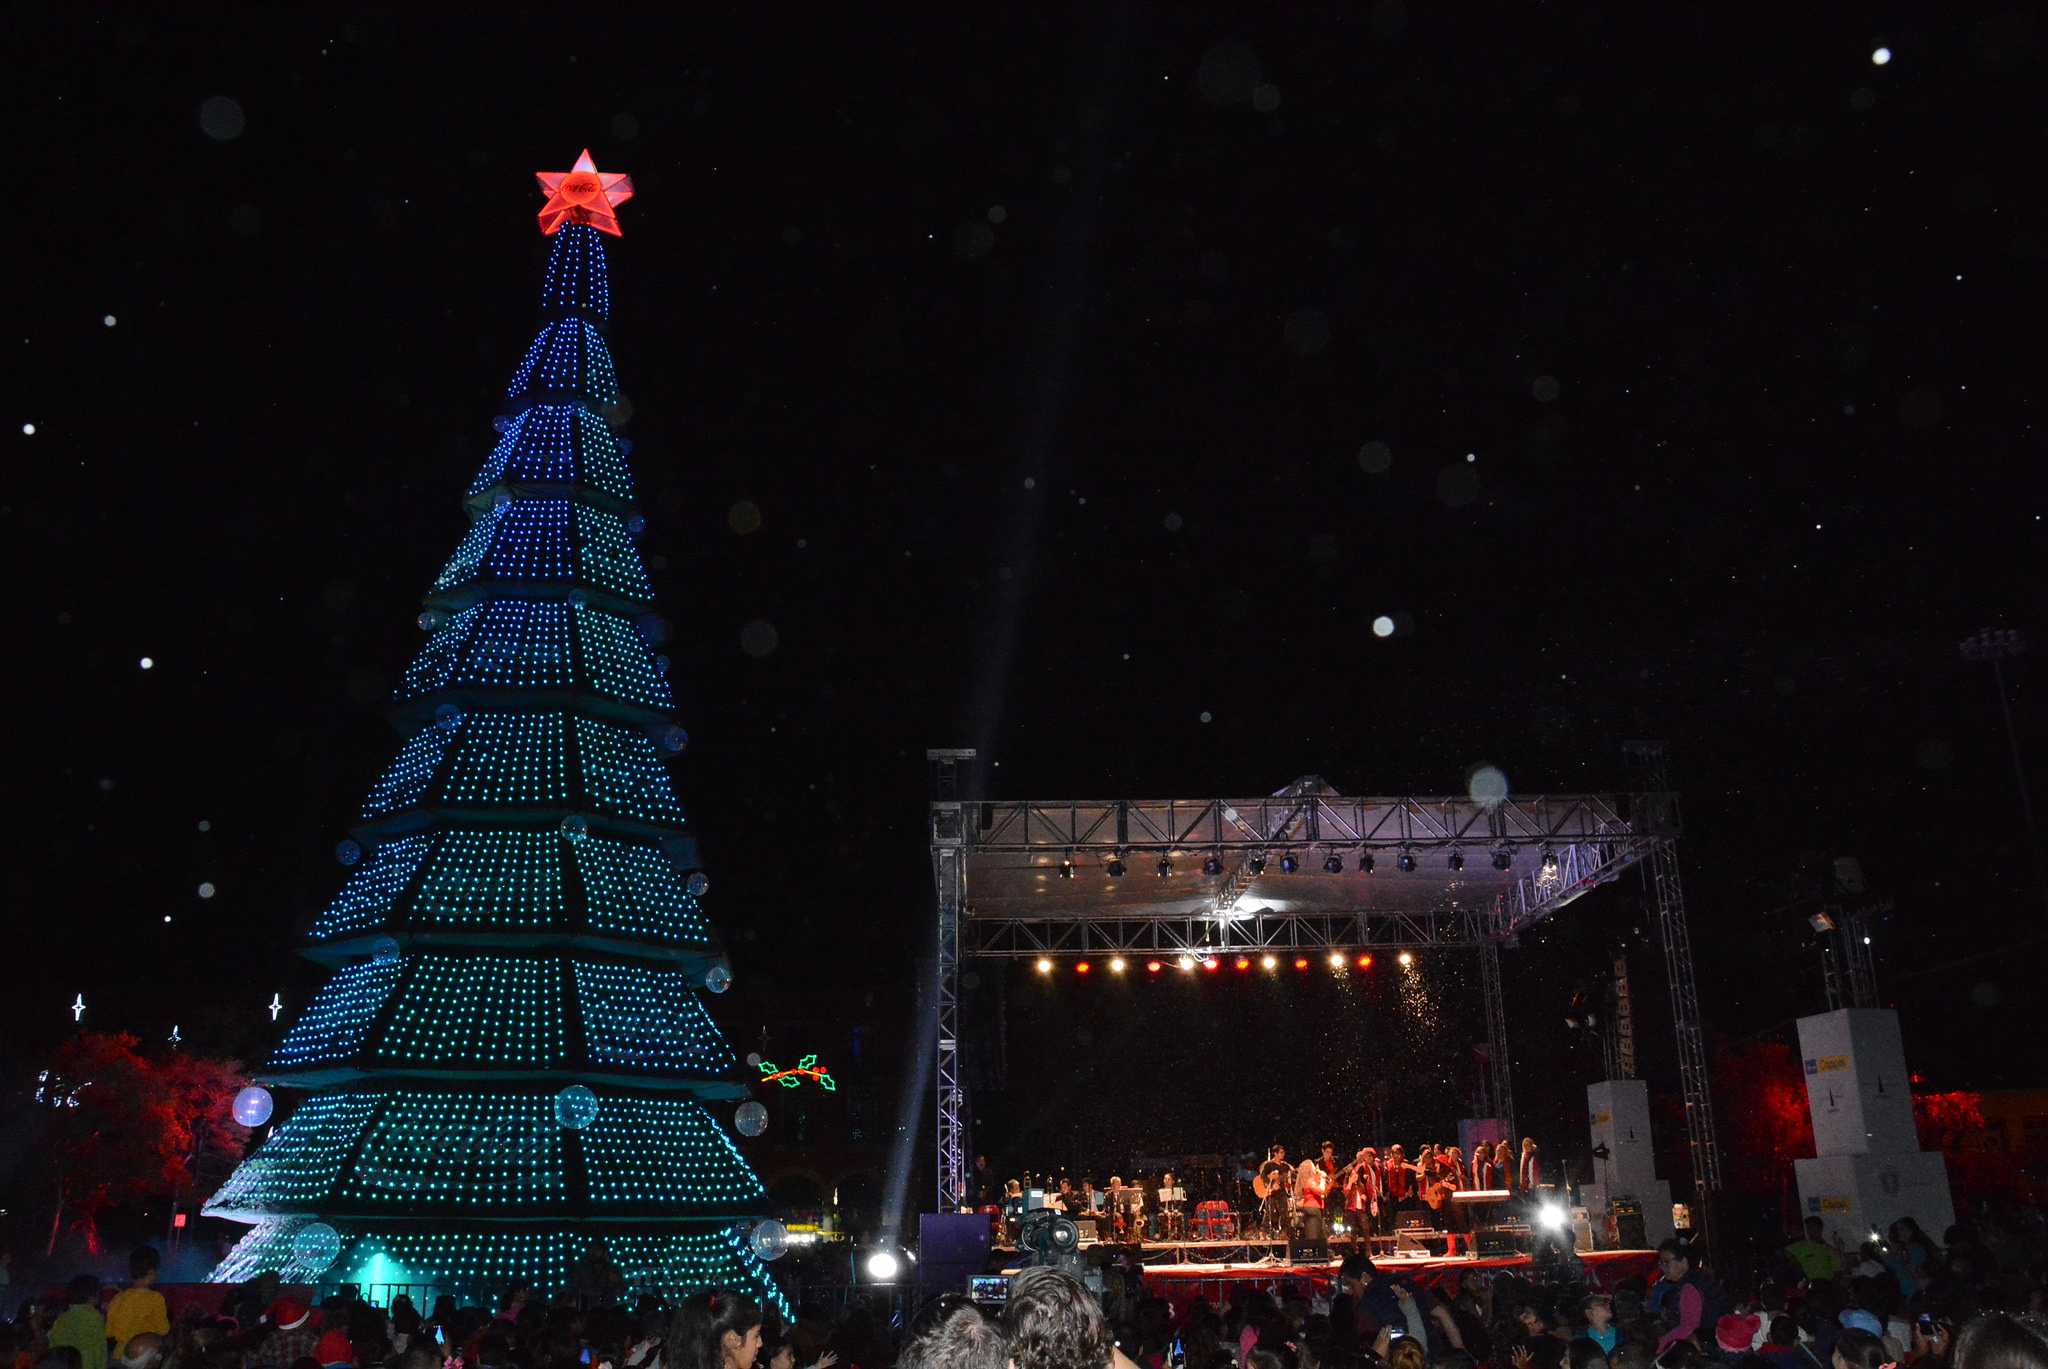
[1294,957,1310,970]
[1075,961,1091,974]
[1203,957,1220,971]
[1146,960,1163,973]
[1235,957,1251,971]
[1357,954,1373,969]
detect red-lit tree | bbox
[35,1033,249,1253]
[1712,1036,1816,1194]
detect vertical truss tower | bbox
[205,153,784,1305]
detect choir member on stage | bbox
[1296,1148,1330,1249]
[1344,1146,1382,1240]
[1382,1144,1416,1216]
[1494,1140,1517,1196]
[1519,1137,1544,1195]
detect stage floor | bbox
[1135,1249,1658,1314]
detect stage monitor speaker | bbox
[1475,1230,1518,1257]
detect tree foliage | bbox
[36,1032,250,1252]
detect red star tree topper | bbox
[536,149,634,237]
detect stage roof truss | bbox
[955,792,1655,951]
[926,759,1714,1247]
[965,907,1500,957]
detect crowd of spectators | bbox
[9,1213,2048,1369]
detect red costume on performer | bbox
[1383,1148,1413,1202]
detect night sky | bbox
[9,6,2048,1182]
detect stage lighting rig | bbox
[1110,958,1126,973]
[1058,858,1074,879]
[1202,854,1223,877]
[1106,855,1126,877]
[1492,850,1513,871]
[1323,854,1344,875]
[1397,851,1417,873]
[1279,853,1299,874]
[1246,852,1267,876]
[1156,855,1172,878]
[1447,851,1465,871]
[1358,851,1375,873]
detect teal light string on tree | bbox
[203,151,785,1307]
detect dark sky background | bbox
[8,5,2048,1194]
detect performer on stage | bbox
[1382,1144,1416,1216]
[1295,1146,1330,1251]
[1343,1146,1381,1239]
[1519,1137,1544,1196]
[1471,1141,1496,1192]
[1256,1144,1293,1237]
[1494,1139,1517,1197]
[1079,1178,1102,1215]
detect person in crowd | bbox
[1578,1296,1618,1357]
[1716,1316,1763,1364]
[103,1251,168,1360]
[1952,1313,2048,1369]
[1656,1239,1731,1355]
[48,1278,106,1369]
[1341,1255,1466,1362]
[1567,1341,1610,1369]
[1003,1267,1114,1369]
[897,1301,1004,1369]
[670,1293,761,1369]
[1783,1219,1843,1287]
[1756,1317,1801,1369]
[251,1300,320,1369]
[1831,1328,1884,1369]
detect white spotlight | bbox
[1538,1203,1569,1232]
[865,1250,901,1281]
[1872,47,1891,65]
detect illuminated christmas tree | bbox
[205,153,785,1306]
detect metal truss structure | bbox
[927,757,1720,1231]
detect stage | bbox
[1135,1248,1659,1316]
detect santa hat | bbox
[315,1330,355,1368]
[1717,1315,1763,1354]
[266,1300,312,1333]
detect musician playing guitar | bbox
[1253,1144,1293,1237]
